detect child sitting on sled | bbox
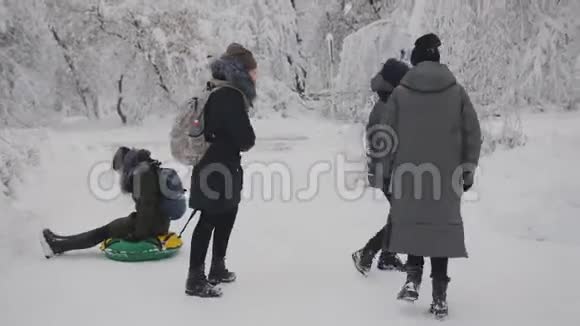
[41,147,182,258]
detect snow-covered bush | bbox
[0,0,68,127]
[331,19,411,122]
[296,0,413,92]
[336,20,411,92]
[0,130,41,197]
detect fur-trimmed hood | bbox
[371,73,395,94]
[210,58,257,103]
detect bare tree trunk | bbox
[116,75,127,124]
[49,26,99,119]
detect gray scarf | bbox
[210,58,257,103]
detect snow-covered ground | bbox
[1,112,579,325]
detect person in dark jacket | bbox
[377,34,482,318]
[352,59,409,276]
[185,43,257,298]
[41,147,170,258]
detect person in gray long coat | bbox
[376,33,482,318]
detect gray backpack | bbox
[170,80,248,166]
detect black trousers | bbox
[364,221,392,253]
[189,207,238,270]
[406,255,449,281]
[363,185,394,253]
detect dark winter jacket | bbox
[378,62,482,258]
[366,60,410,188]
[189,58,256,213]
[108,149,170,240]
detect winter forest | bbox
[1,0,579,193]
[1,0,580,324]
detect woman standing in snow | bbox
[185,43,257,298]
[41,147,170,257]
[376,34,482,318]
[352,58,409,275]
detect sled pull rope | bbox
[178,210,199,238]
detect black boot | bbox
[185,265,223,298]
[351,248,377,276]
[208,258,237,285]
[397,265,423,302]
[41,227,108,259]
[377,251,405,271]
[44,229,72,239]
[41,229,59,258]
[430,277,450,319]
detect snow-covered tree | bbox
[0,0,68,127]
[325,0,579,151]
[295,0,412,92]
[1,0,578,135]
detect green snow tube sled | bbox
[100,233,183,262]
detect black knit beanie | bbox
[380,58,410,88]
[221,43,257,71]
[410,33,442,66]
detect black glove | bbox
[463,171,474,192]
[385,191,393,202]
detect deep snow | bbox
[1,112,579,325]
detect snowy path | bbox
[1,114,580,325]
